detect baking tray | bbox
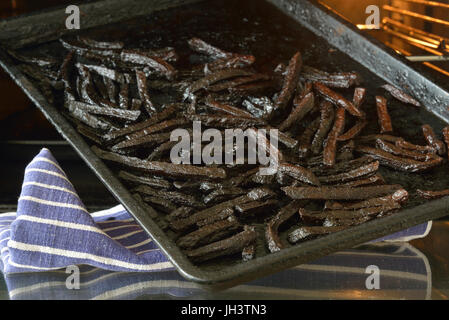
[1,0,449,289]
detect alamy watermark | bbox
[65,265,80,290]
[170,121,279,175]
[365,5,380,29]
[365,265,380,290]
[65,5,80,30]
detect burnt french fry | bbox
[18,64,61,90]
[298,116,321,158]
[111,132,170,150]
[67,100,140,121]
[8,49,59,68]
[92,146,227,180]
[334,174,385,187]
[416,189,449,200]
[196,208,235,228]
[77,36,124,49]
[302,66,361,88]
[188,38,255,71]
[282,185,403,200]
[356,145,443,172]
[298,206,398,225]
[230,81,277,96]
[170,188,274,231]
[132,193,159,220]
[278,163,320,186]
[118,82,129,109]
[207,74,269,92]
[307,143,357,169]
[92,75,109,99]
[275,52,303,110]
[143,47,178,62]
[266,200,305,252]
[275,130,299,149]
[318,161,379,185]
[324,189,408,210]
[235,199,277,215]
[134,185,201,207]
[121,49,177,80]
[203,187,246,204]
[243,96,276,119]
[279,92,315,131]
[136,70,156,115]
[251,170,276,185]
[118,171,171,189]
[188,37,230,59]
[147,140,178,161]
[296,81,313,100]
[206,54,256,71]
[323,107,346,166]
[177,216,241,250]
[337,119,367,142]
[314,82,365,118]
[168,207,194,221]
[311,156,376,176]
[184,114,266,128]
[60,52,75,98]
[184,69,253,98]
[105,103,179,140]
[104,77,118,103]
[76,123,104,145]
[311,101,335,155]
[376,96,393,134]
[60,37,121,58]
[323,216,371,227]
[288,225,347,243]
[422,124,446,156]
[143,196,177,213]
[82,64,125,83]
[395,140,436,154]
[357,134,404,144]
[65,101,110,130]
[381,84,421,107]
[127,118,188,140]
[185,227,257,263]
[205,96,254,118]
[353,87,367,108]
[375,139,436,161]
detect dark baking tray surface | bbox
[1,0,449,289]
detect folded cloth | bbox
[0,148,432,274]
[0,148,172,273]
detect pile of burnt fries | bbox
[8,35,449,264]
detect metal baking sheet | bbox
[1,0,449,289]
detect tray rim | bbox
[1,0,449,289]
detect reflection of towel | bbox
[3,243,431,300]
[0,148,432,274]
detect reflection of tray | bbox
[1,0,449,289]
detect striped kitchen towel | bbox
[0,148,432,274]
[0,148,172,274]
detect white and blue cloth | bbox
[0,148,432,274]
[0,148,172,274]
